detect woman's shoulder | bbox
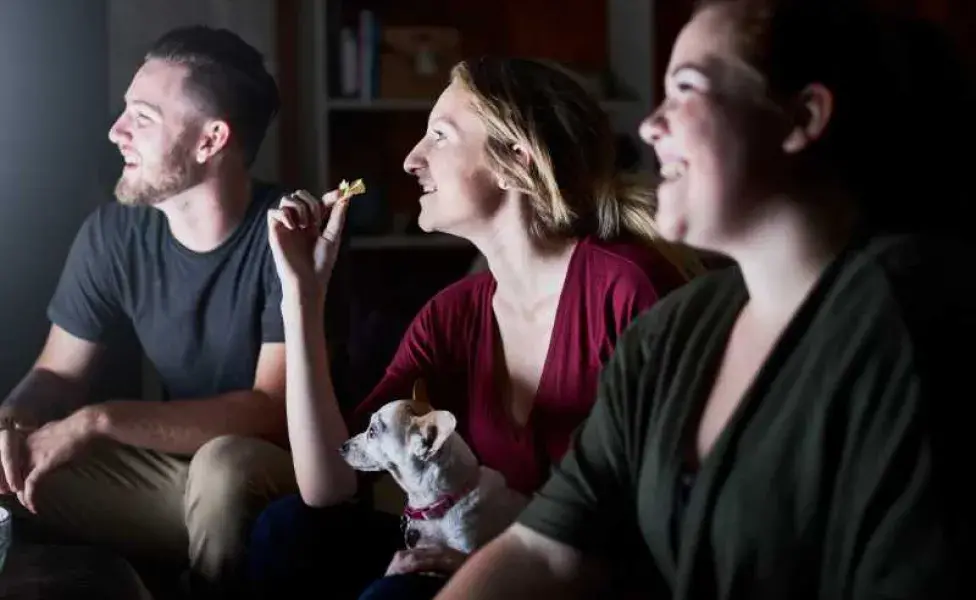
[577,236,687,291]
[413,271,495,326]
[825,231,975,340]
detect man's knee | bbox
[184,435,296,581]
[186,435,294,510]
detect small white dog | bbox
[339,381,527,554]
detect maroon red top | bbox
[351,236,687,495]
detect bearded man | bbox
[0,25,299,597]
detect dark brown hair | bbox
[147,26,280,168]
[695,0,976,236]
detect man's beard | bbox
[115,131,205,207]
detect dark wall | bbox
[0,0,142,401]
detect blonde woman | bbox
[248,57,699,599]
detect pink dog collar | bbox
[402,481,477,521]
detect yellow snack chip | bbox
[338,178,366,199]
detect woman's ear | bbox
[782,83,833,154]
[496,143,532,190]
[511,143,532,167]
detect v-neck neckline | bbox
[665,243,861,595]
[484,238,584,437]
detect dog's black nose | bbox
[339,441,349,455]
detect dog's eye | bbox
[367,424,377,439]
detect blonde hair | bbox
[451,58,703,279]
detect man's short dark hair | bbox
[146,25,280,168]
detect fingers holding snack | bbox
[284,178,363,228]
[311,178,363,236]
[267,178,365,296]
[319,193,350,244]
[268,178,362,234]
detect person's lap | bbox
[358,573,448,600]
[3,435,297,597]
[0,439,190,564]
[248,493,404,599]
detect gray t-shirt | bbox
[48,180,286,400]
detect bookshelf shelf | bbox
[328,98,436,112]
[349,233,472,250]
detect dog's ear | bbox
[409,410,456,460]
[412,379,430,405]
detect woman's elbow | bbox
[297,464,358,507]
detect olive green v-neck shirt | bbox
[518,232,973,599]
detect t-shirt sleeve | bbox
[47,207,125,343]
[260,253,285,343]
[516,320,644,556]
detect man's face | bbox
[107,59,206,206]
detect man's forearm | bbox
[88,390,286,456]
[0,368,89,426]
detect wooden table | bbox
[0,544,153,599]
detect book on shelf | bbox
[334,10,460,103]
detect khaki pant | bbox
[2,435,296,589]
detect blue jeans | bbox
[358,573,448,600]
[247,494,402,599]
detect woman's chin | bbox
[417,207,452,234]
[416,214,435,233]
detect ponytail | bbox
[594,173,707,280]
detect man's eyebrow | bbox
[668,61,710,79]
[127,99,164,118]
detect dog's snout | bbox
[339,440,350,456]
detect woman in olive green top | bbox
[434,1,976,599]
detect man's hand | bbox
[385,546,468,576]
[0,426,31,495]
[19,407,99,513]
